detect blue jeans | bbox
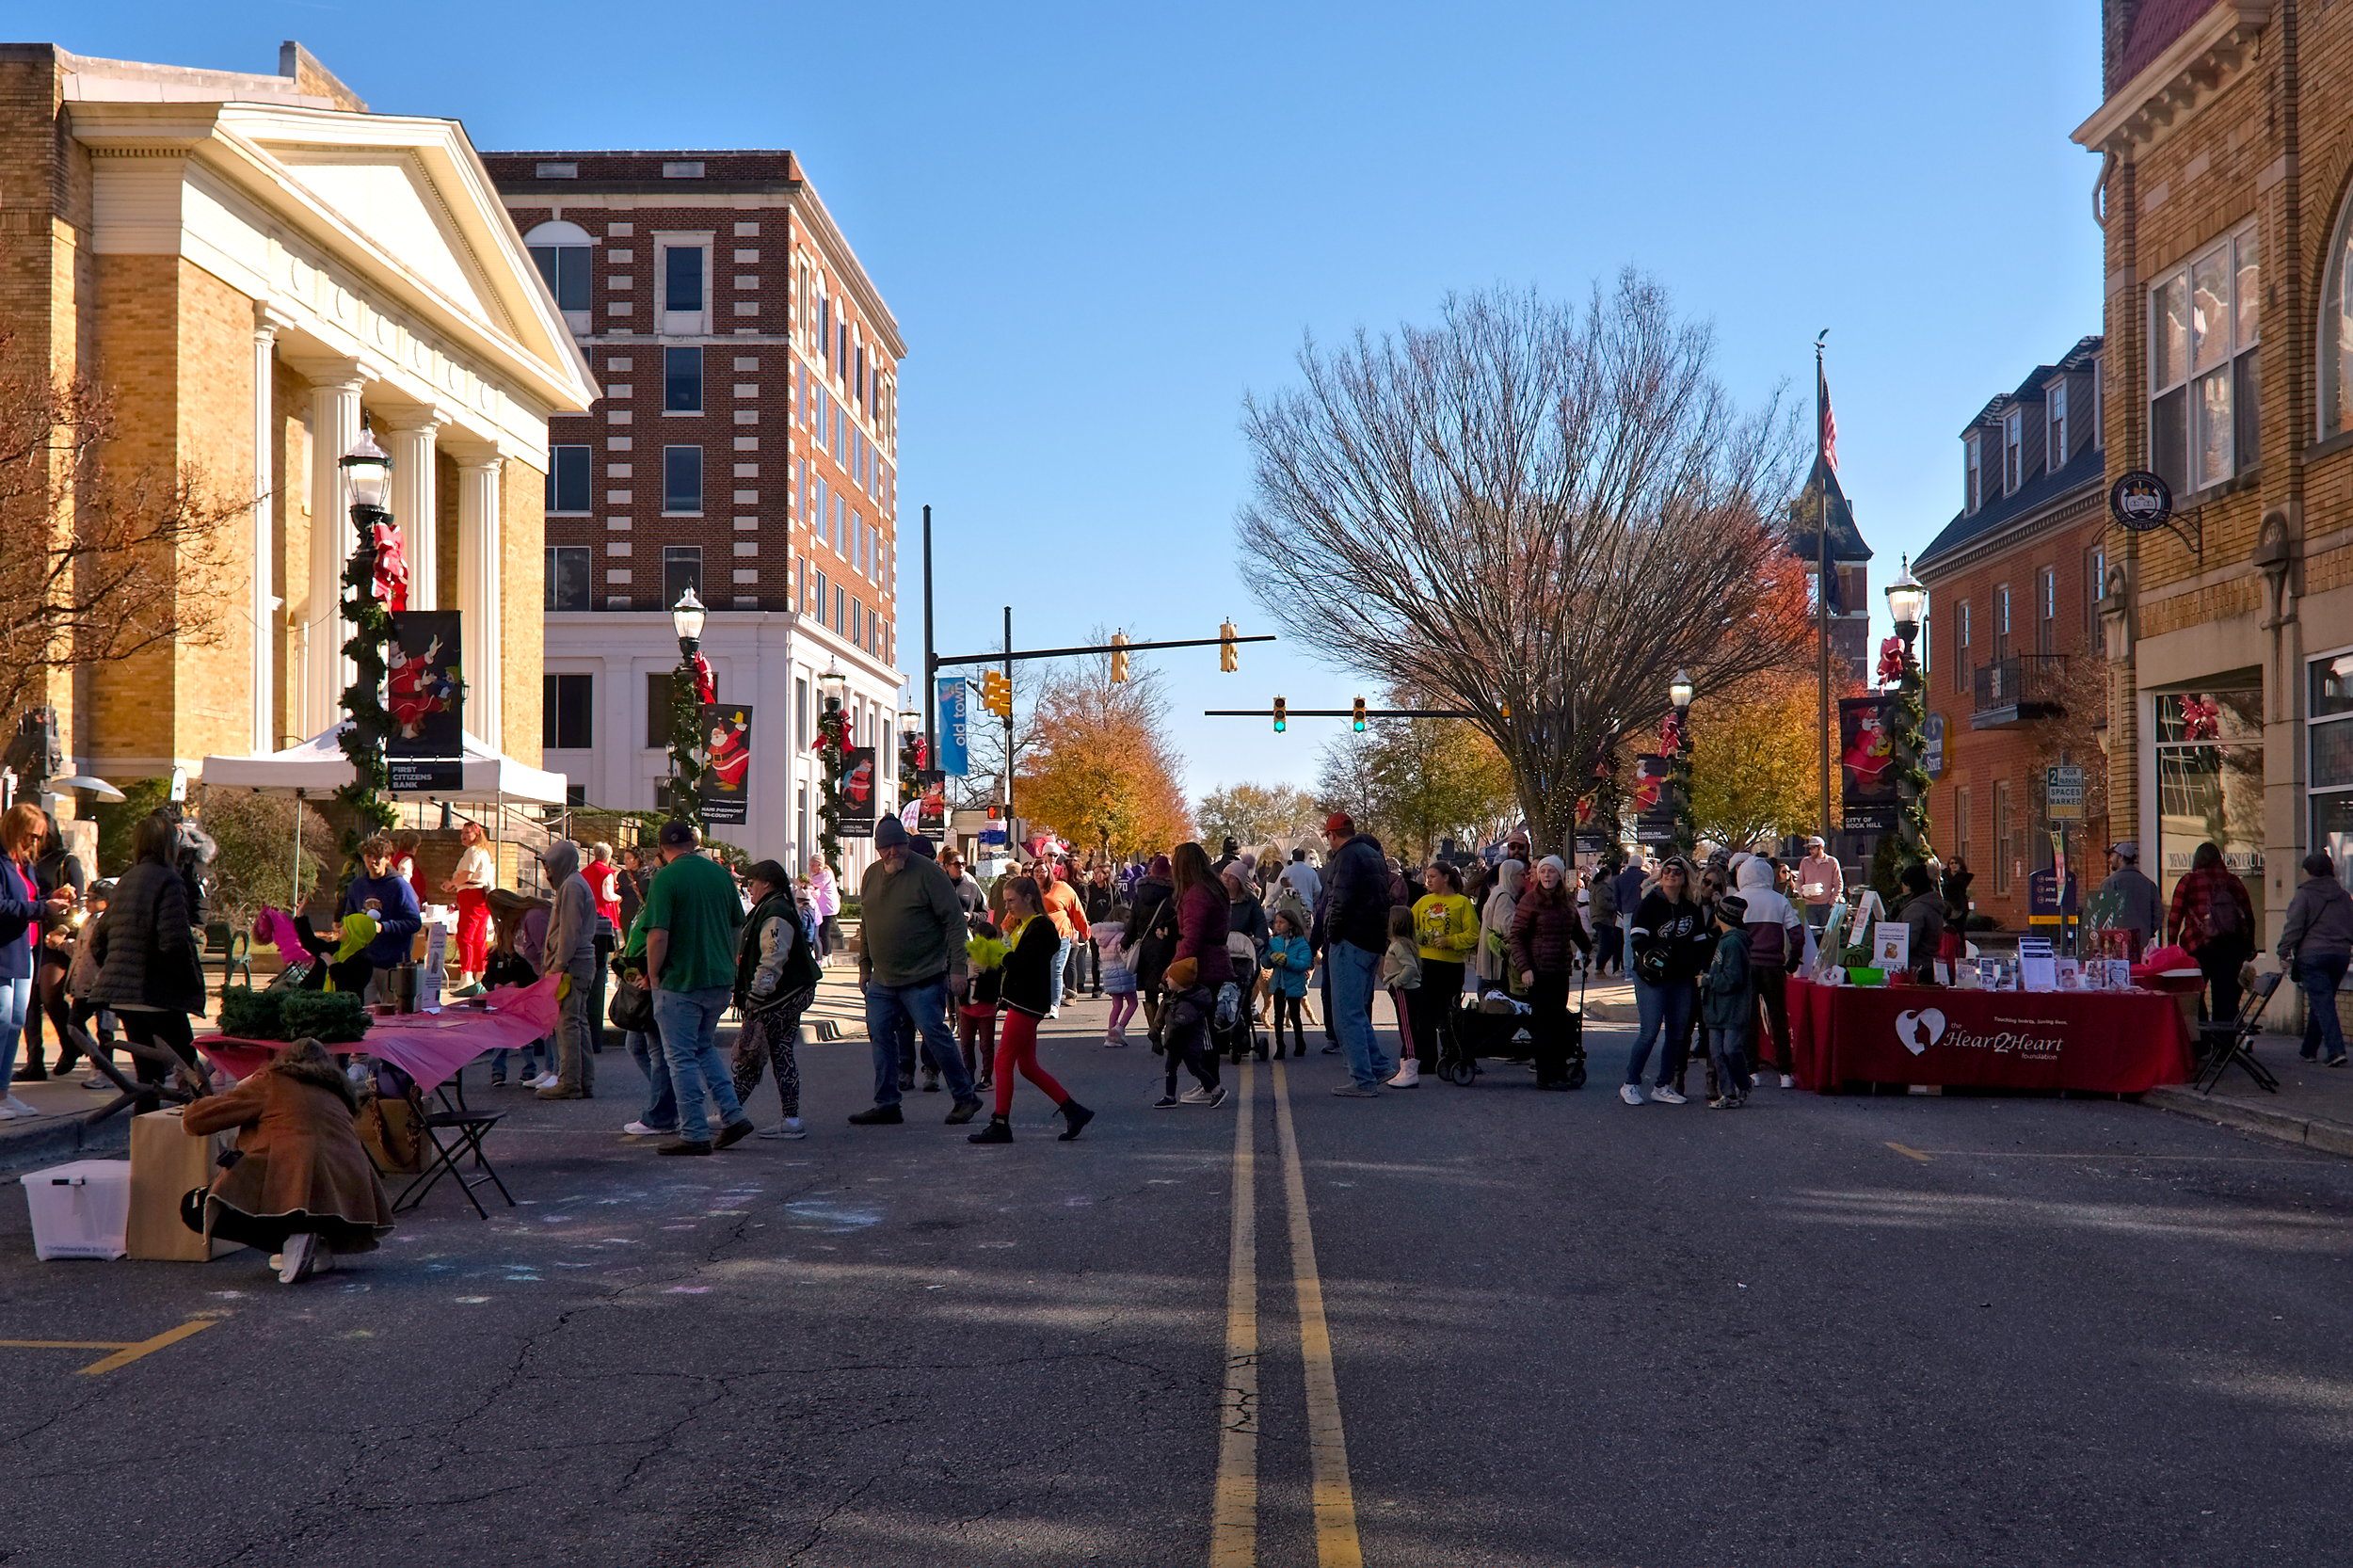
[1048,936,1071,1014]
[1327,940,1392,1089]
[865,975,973,1107]
[652,985,746,1143]
[2297,953,2350,1060]
[628,1024,676,1131]
[1625,975,1695,1087]
[0,976,28,1093]
[1706,1021,1753,1098]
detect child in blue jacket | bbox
[1266,908,1313,1058]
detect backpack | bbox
[2201,878,2244,940]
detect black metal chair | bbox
[203,920,252,1004]
[385,1065,516,1220]
[2193,968,2283,1095]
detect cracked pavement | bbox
[2,996,2351,1565]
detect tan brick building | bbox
[1915,338,2114,930]
[0,41,594,788]
[481,151,905,871]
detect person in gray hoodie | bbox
[2278,850,2353,1065]
[537,840,599,1098]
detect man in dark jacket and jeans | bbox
[2279,851,2353,1065]
[1320,812,1396,1096]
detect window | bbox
[1964,432,1982,514]
[534,162,577,179]
[525,221,593,314]
[544,673,593,750]
[664,246,705,312]
[1954,787,1973,866]
[834,583,845,631]
[663,160,705,179]
[2036,567,2057,655]
[2048,381,2069,472]
[1993,585,2011,662]
[795,675,809,748]
[663,445,702,513]
[2150,226,2259,494]
[798,458,810,523]
[546,445,591,513]
[544,546,591,611]
[663,545,703,608]
[646,671,676,749]
[1954,600,1972,692]
[1992,781,2013,896]
[2002,408,2023,494]
[2086,545,2107,641]
[2091,358,2104,448]
[811,568,827,618]
[2160,688,2265,912]
[664,346,702,412]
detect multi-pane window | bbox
[664,246,705,312]
[2036,567,2057,655]
[2150,226,2260,494]
[544,673,593,750]
[1954,600,1971,693]
[2048,382,2068,472]
[1992,781,2013,896]
[646,671,675,749]
[2086,546,2107,641]
[530,244,591,312]
[545,445,591,513]
[1964,432,1982,514]
[1954,787,1973,869]
[544,546,591,611]
[663,445,702,513]
[2003,408,2023,494]
[1993,584,2011,662]
[663,545,703,608]
[664,346,702,412]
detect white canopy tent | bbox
[199,724,568,805]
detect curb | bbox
[0,1112,131,1179]
[2144,1085,2353,1160]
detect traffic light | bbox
[981,669,1013,718]
[1110,631,1130,684]
[1219,619,1239,673]
[1352,696,1368,732]
[1273,696,1287,733]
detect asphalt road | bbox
[0,994,2348,1567]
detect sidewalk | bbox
[2147,1035,2353,1158]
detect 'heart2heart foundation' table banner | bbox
[1785,978,2193,1095]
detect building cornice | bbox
[1914,480,2105,581]
[2072,2,2272,155]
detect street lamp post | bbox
[1666,668,1696,856]
[816,661,849,873]
[1881,555,1932,875]
[330,427,399,860]
[665,587,708,824]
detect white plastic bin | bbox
[20,1160,131,1260]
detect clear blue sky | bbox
[56,2,2105,797]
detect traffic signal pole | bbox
[1002,604,1015,855]
[921,504,936,770]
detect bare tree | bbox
[1238,277,1815,855]
[0,339,246,716]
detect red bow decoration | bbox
[2179,693,2221,741]
[689,652,715,706]
[1876,636,1905,687]
[1658,711,1683,755]
[370,521,409,612]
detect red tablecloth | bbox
[1785,977,2192,1095]
[197,975,562,1094]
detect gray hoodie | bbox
[2278,872,2353,964]
[540,840,597,973]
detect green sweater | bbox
[857,855,964,986]
[643,851,744,994]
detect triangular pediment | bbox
[264,147,509,334]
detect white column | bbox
[456,455,504,747]
[384,416,441,611]
[303,367,364,739]
[249,322,277,751]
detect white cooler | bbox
[20,1160,131,1260]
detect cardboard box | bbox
[127,1109,243,1261]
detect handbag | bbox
[609,966,655,1033]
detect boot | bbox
[1056,1099,1095,1142]
[968,1114,1013,1144]
[1385,1060,1420,1089]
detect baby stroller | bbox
[1218,931,1265,1063]
[1438,966,1588,1089]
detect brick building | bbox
[1914,338,2113,929]
[483,151,904,870]
[2073,0,2353,944]
[0,42,593,788]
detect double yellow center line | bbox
[1212,1058,1364,1566]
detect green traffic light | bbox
[1353,719,1367,732]
[1274,718,1286,732]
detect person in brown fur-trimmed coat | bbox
[181,1038,393,1285]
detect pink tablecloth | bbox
[196,975,562,1094]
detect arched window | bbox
[2322,192,2353,440]
[523,220,593,315]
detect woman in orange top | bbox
[1033,859,1090,1014]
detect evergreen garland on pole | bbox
[666,662,705,826]
[1889,654,1934,868]
[814,700,849,872]
[331,526,398,872]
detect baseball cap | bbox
[1323,812,1354,837]
[656,819,698,849]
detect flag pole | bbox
[1816,332,1833,846]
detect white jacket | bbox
[1734,856,1805,968]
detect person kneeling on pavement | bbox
[180,1038,393,1285]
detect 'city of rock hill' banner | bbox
[700,704,752,825]
[1631,754,1679,846]
[1838,695,1901,833]
[386,611,463,792]
[837,746,878,838]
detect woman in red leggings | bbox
[969,876,1094,1145]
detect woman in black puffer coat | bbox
[1128,856,1178,1044]
[90,812,208,1088]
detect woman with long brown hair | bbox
[1156,841,1233,1110]
[0,804,48,1116]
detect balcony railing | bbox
[1971,655,2067,728]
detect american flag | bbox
[1818,360,1840,474]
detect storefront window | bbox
[2153,689,2265,924]
[2310,652,2353,872]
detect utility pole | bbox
[1001,604,1015,853]
[921,504,936,770]
[1817,331,1833,846]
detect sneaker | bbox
[1618,1084,1645,1106]
[1331,1083,1380,1098]
[968,1117,1014,1144]
[1385,1062,1420,1089]
[536,1084,587,1100]
[1652,1086,1688,1105]
[1,1095,40,1118]
[2329,1055,2348,1068]
[945,1095,983,1126]
[758,1118,808,1140]
[533,1072,561,1089]
[713,1119,756,1150]
[921,1069,941,1093]
[621,1121,674,1136]
[1706,1096,1730,1109]
[278,1233,318,1284]
[657,1139,713,1156]
[1781,1074,1796,1089]
[14,1064,46,1083]
[81,1076,110,1091]
[847,1104,904,1126]
[1321,1042,1341,1054]
[1153,1094,1182,1109]
[1178,1085,1217,1105]
[898,1069,915,1091]
[1204,1084,1228,1109]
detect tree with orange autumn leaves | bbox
[1016,654,1193,858]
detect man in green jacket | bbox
[849,817,982,1126]
[643,820,754,1155]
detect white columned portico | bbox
[383,414,441,611]
[249,320,277,751]
[456,454,504,748]
[300,365,364,739]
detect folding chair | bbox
[2193,968,2283,1096]
[387,1067,516,1219]
[204,920,253,1004]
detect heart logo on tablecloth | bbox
[1894,1008,1947,1056]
